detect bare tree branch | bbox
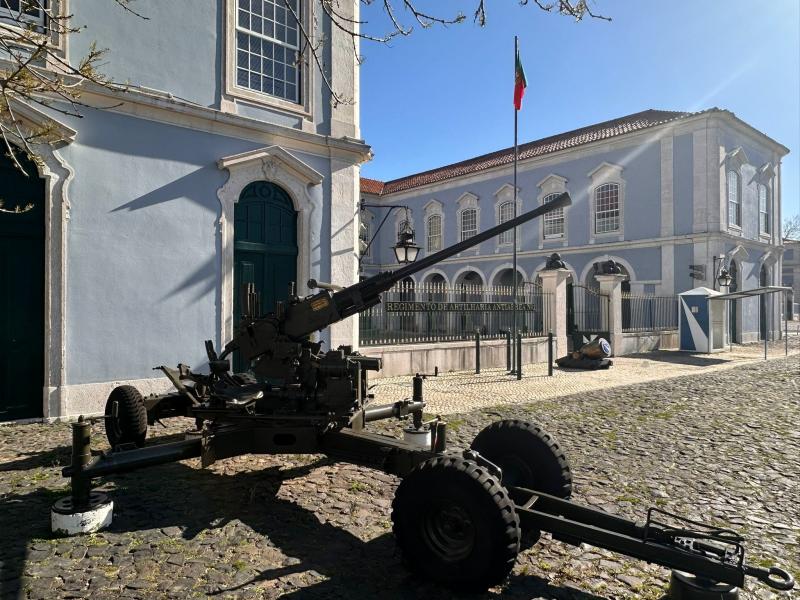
[1,0,609,174]
[784,214,800,241]
[0,0,143,174]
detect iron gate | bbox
[566,283,610,351]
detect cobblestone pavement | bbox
[370,337,800,415]
[1,355,798,599]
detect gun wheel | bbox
[104,385,148,448]
[471,419,572,498]
[391,456,520,591]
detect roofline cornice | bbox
[21,65,374,164]
[367,110,789,200]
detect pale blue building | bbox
[0,0,367,420]
[361,109,788,346]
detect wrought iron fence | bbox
[567,284,610,335]
[359,283,551,346]
[621,293,678,332]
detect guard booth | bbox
[678,287,726,353]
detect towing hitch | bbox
[508,486,795,595]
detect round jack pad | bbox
[51,491,113,535]
[668,571,739,600]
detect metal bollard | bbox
[516,333,522,380]
[506,330,512,372]
[71,416,93,510]
[412,374,424,429]
[475,330,481,374]
[433,421,447,453]
[547,331,554,377]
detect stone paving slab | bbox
[369,337,800,415]
[0,353,798,599]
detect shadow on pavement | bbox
[0,454,613,600]
[624,351,730,367]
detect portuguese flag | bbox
[514,47,527,110]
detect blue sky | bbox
[359,0,800,220]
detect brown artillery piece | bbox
[57,192,793,598]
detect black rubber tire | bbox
[391,455,520,591]
[104,385,148,448]
[471,419,572,499]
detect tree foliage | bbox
[0,0,148,173]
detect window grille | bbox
[498,201,514,244]
[543,192,565,237]
[758,184,770,235]
[427,214,442,252]
[594,183,619,234]
[727,171,741,227]
[236,0,300,103]
[460,208,477,241]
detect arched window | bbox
[758,184,770,235]
[727,171,741,227]
[542,192,565,237]
[498,201,514,244]
[594,183,620,234]
[427,214,442,252]
[460,208,477,241]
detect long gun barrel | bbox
[281,192,571,339]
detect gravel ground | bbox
[1,353,798,599]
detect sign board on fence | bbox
[385,301,537,313]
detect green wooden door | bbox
[233,182,297,371]
[0,152,45,421]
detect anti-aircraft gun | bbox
[57,191,794,598]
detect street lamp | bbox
[712,255,732,290]
[360,201,420,266]
[393,221,421,264]
[717,267,732,289]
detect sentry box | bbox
[679,287,728,353]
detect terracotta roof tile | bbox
[361,109,703,196]
[359,177,385,195]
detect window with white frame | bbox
[594,183,620,234]
[727,170,741,228]
[460,209,477,241]
[543,193,565,237]
[498,201,514,244]
[427,214,442,252]
[235,0,301,103]
[758,184,770,235]
[0,0,46,26]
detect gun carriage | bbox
[57,193,793,597]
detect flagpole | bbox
[512,35,519,379]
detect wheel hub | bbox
[422,502,476,562]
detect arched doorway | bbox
[759,264,769,341]
[454,271,484,334]
[423,273,447,335]
[729,261,738,343]
[233,181,297,370]
[1,151,45,420]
